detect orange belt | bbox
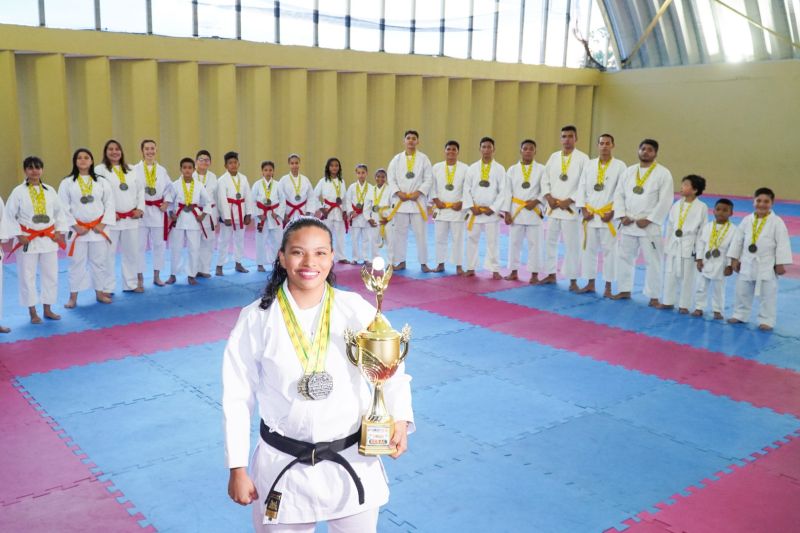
[68,217,110,256]
[324,199,349,232]
[8,224,65,257]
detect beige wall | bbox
[0,24,598,197]
[592,60,800,200]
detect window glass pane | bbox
[544,0,569,66]
[414,0,442,56]
[715,0,753,61]
[44,0,95,30]
[153,0,194,37]
[350,0,381,51]
[100,0,147,33]
[384,0,412,54]
[565,0,592,67]
[242,1,276,43]
[496,0,522,63]
[586,0,615,68]
[472,0,495,60]
[695,0,721,56]
[280,0,314,46]
[0,0,39,26]
[319,0,347,49]
[199,0,236,39]
[520,0,545,63]
[443,0,470,58]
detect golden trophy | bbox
[344,256,411,456]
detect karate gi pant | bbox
[466,221,500,272]
[616,229,664,299]
[138,225,166,272]
[217,224,245,266]
[392,213,428,265]
[18,251,58,307]
[325,219,347,261]
[253,506,378,533]
[434,220,465,266]
[663,256,697,309]
[370,224,388,264]
[732,276,778,328]
[508,224,543,272]
[581,226,617,282]
[69,240,109,293]
[350,226,371,264]
[198,227,217,275]
[695,276,725,314]
[256,227,282,267]
[544,218,580,279]
[106,228,140,292]
[169,229,201,277]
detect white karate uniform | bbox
[0,196,6,321]
[541,149,589,279]
[195,171,219,275]
[315,178,349,261]
[58,175,116,293]
[662,198,709,309]
[463,160,509,272]
[504,161,546,273]
[345,181,374,264]
[694,220,735,314]
[431,161,469,267]
[613,163,674,298]
[4,183,68,307]
[252,177,285,267]
[166,178,212,278]
[216,172,253,267]
[96,164,144,292]
[369,184,393,264]
[386,151,434,266]
[728,212,793,328]
[222,284,414,527]
[278,174,317,226]
[132,161,171,273]
[575,157,627,282]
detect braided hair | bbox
[259,216,337,310]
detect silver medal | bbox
[146,186,157,196]
[119,182,129,191]
[305,371,333,400]
[405,171,415,179]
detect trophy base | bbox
[358,416,396,456]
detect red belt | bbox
[227,197,246,230]
[284,199,307,227]
[117,209,137,220]
[257,201,280,232]
[145,198,170,241]
[68,217,111,257]
[9,224,65,257]
[173,203,208,239]
[324,199,349,232]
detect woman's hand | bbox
[389,421,409,459]
[228,467,258,505]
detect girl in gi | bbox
[223,217,413,532]
[345,164,374,266]
[314,158,349,264]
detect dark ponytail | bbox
[259,216,337,310]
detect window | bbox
[414,0,443,56]
[496,0,523,63]
[152,0,194,38]
[100,0,147,34]
[318,0,348,49]
[350,0,381,52]
[198,0,237,39]
[384,0,412,54]
[0,0,39,26]
[44,0,95,30]
[443,0,470,59]
[280,0,314,47]
[242,1,276,43]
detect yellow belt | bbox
[511,197,543,222]
[582,202,616,249]
[467,206,493,231]
[386,198,427,223]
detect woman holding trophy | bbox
[222,216,414,532]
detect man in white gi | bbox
[504,139,546,284]
[611,139,674,305]
[132,139,171,287]
[251,161,284,271]
[216,151,253,275]
[166,158,212,285]
[431,140,469,274]
[463,137,509,279]
[541,125,590,291]
[386,130,433,272]
[278,154,316,227]
[575,133,627,296]
[194,150,218,278]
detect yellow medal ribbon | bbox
[676,200,693,233]
[751,213,770,247]
[445,164,456,188]
[28,183,47,216]
[596,158,611,187]
[582,203,616,249]
[182,178,195,204]
[635,163,657,190]
[231,175,242,196]
[521,163,532,186]
[356,182,368,205]
[77,175,94,197]
[262,179,273,201]
[406,152,416,175]
[708,221,731,253]
[332,178,343,199]
[510,197,542,222]
[481,161,491,183]
[289,174,302,198]
[113,166,127,186]
[373,184,386,207]
[197,173,207,186]
[276,284,333,374]
[144,164,157,189]
[560,152,573,176]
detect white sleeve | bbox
[775,218,793,265]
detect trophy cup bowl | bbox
[344,257,411,455]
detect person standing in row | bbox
[315,157,349,264]
[345,163,374,266]
[133,139,171,287]
[96,139,144,294]
[195,150,218,278]
[166,158,212,285]
[693,198,735,320]
[575,133,626,296]
[216,151,252,275]
[541,125,589,290]
[370,168,392,264]
[431,140,469,274]
[4,156,68,323]
[252,160,284,272]
[0,193,8,333]
[504,139,546,284]
[279,154,316,227]
[386,130,433,272]
[60,148,115,308]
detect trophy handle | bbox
[397,324,411,364]
[343,329,360,366]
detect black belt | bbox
[260,420,365,505]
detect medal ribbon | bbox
[406,152,416,175]
[582,203,616,249]
[144,164,157,190]
[560,152,573,176]
[481,161,491,183]
[262,179,273,202]
[28,184,47,217]
[197,173,207,185]
[596,158,611,187]
[231,175,241,196]
[181,178,195,205]
[676,200,692,232]
[751,213,770,247]
[521,163,532,186]
[356,182,368,205]
[289,174,302,198]
[709,221,731,253]
[372,184,385,207]
[635,163,657,190]
[77,175,93,197]
[332,178,342,199]
[113,166,127,185]
[445,164,456,188]
[277,284,333,375]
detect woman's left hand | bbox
[389,421,409,459]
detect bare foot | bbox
[65,293,78,309]
[691,310,703,317]
[434,263,445,273]
[539,274,557,285]
[758,324,773,331]
[257,265,266,272]
[658,304,674,311]
[603,289,613,298]
[727,318,744,324]
[216,266,224,276]
[29,308,42,324]
[0,325,10,333]
[648,298,660,307]
[568,281,579,292]
[678,308,689,315]
[165,275,177,285]
[197,272,212,279]
[393,262,406,271]
[492,272,502,280]
[133,285,144,293]
[462,270,475,277]
[576,283,595,294]
[96,292,113,304]
[456,266,464,275]
[188,276,198,285]
[713,312,723,320]
[421,264,432,273]
[610,292,631,300]
[529,274,539,285]
[504,270,519,281]
[235,263,249,273]
[153,278,165,287]
[43,306,61,320]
